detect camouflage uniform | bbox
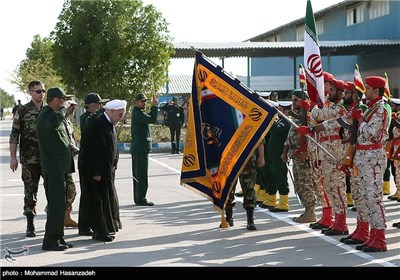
[338,108,369,224]
[9,101,43,216]
[285,110,316,208]
[307,117,329,208]
[354,99,389,230]
[227,153,257,210]
[64,118,79,211]
[311,103,347,215]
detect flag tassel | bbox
[220,211,229,229]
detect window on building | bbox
[316,19,324,36]
[346,4,365,26]
[297,19,323,41]
[296,26,304,41]
[267,35,280,42]
[369,0,389,20]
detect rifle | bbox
[298,64,308,161]
[341,93,360,167]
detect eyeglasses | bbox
[33,89,45,94]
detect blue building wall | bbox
[251,1,400,84]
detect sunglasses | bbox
[33,89,46,94]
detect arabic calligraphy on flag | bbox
[180,51,278,211]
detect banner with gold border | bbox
[180,52,278,211]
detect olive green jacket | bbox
[130,106,158,154]
[37,106,72,175]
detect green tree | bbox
[0,88,15,108]
[51,0,174,102]
[12,35,64,94]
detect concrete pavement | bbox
[0,118,399,273]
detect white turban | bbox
[104,99,127,110]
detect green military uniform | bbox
[80,111,91,138]
[130,104,158,205]
[266,117,290,195]
[37,96,73,249]
[9,100,44,217]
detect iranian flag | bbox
[354,63,366,94]
[299,63,307,88]
[304,0,324,107]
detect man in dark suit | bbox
[36,87,74,251]
[130,93,158,206]
[78,99,126,242]
[162,96,185,154]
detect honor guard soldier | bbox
[353,76,390,252]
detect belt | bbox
[393,140,400,146]
[319,135,341,142]
[356,143,383,150]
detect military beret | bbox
[365,76,386,89]
[344,82,354,92]
[104,99,127,110]
[332,79,346,91]
[292,89,309,99]
[323,71,335,83]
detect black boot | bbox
[246,208,257,230]
[171,142,176,154]
[226,208,234,227]
[26,214,36,237]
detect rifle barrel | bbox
[262,99,338,163]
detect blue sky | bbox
[0,0,341,102]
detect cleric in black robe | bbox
[78,99,127,242]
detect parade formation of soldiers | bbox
[8,70,399,253]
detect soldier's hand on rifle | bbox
[296,125,314,136]
[299,100,317,111]
[351,108,363,122]
[338,165,351,177]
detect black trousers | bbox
[169,126,181,152]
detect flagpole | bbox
[261,98,338,163]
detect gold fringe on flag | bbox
[220,211,229,229]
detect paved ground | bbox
[0,118,399,275]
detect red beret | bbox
[332,79,346,91]
[323,71,334,82]
[344,81,354,92]
[365,76,386,89]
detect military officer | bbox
[37,87,74,251]
[222,143,265,230]
[80,92,109,137]
[336,82,370,245]
[353,76,389,252]
[282,89,317,222]
[162,96,185,154]
[130,93,158,206]
[297,79,348,236]
[78,92,108,236]
[9,80,45,237]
